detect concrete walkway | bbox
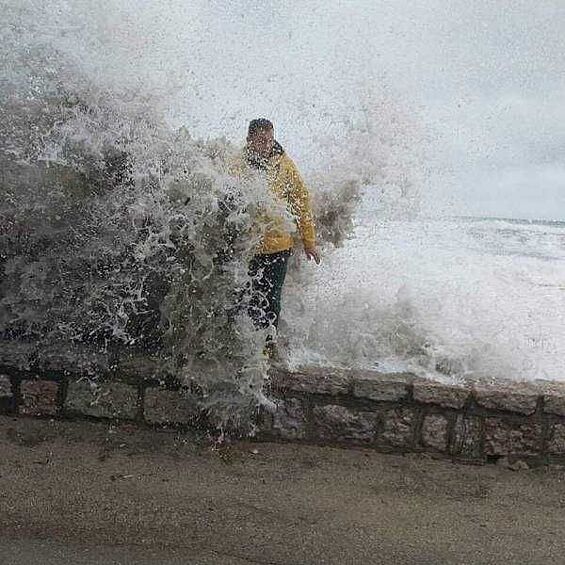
[1,416,565,564]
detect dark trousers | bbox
[247,250,291,332]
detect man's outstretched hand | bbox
[304,246,321,265]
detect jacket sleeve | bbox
[284,156,316,249]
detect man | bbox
[232,118,320,357]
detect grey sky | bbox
[171,0,565,220]
[53,0,565,220]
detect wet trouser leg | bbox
[247,250,291,332]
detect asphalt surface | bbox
[1,416,565,564]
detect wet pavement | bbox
[1,416,565,564]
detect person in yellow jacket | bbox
[231,118,321,356]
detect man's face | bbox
[247,127,274,158]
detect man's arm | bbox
[284,156,321,264]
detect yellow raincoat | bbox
[230,146,316,255]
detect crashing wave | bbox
[1,1,423,432]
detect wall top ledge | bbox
[2,340,565,415]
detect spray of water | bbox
[1,0,423,431]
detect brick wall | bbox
[1,341,565,465]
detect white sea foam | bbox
[284,203,565,382]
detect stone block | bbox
[451,415,483,459]
[413,381,469,409]
[483,417,542,456]
[351,371,412,402]
[312,404,376,442]
[255,407,274,435]
[65,381,138,419]
[0,341,35,371]
[543,383,565,416]
[0,375,12,397]
[113,354,167,382]
[20,379,60,416]
[532,379,565,415]
[378,407,416,448]
[271,368,351,396]
[0,375,14,413]
[35,343,110,376]
[273,398,307,440]
[473,384,539,415]
[548,423,565,455]
[545,396,565,417]
[144,388,199,425]
[421,414,449,451]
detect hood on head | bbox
[245,140,284,170]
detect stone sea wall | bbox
[2,341,565,465]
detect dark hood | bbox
[245,140,284,171]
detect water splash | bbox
[1,0,422,431]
